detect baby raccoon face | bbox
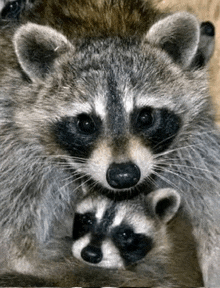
[72,198,153,268]
[12,15,214,196]
[72,189,181,268]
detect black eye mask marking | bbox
[52,114,102,160]
[131,107,181,153]
[112,224,153,265]
[82,203,117,245]
[72,212,96,241]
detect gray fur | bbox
[0,0,219,286]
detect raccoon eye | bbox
[113,226,136,246]
[119,229,135,245]
[77,113,96,134]
[73,212,96,240]
[81,213,95,226]
[137,107,154,129]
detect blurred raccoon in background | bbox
[0,0,34,24]
[0,0,23,20]
[0,0,219,286]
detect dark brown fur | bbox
[23,0,161,37]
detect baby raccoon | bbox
[71,189,203,286]
[0,189,203,287]
[72,189,181,269]
[0,0,219,286]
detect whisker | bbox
[154,143,203,159]
[70,177,93,195]
[156,162,213,174]
[154,165,201,189]
[152,170,184,193]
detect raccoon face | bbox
[71,189,181,268]
[13,13,213,196]
[52,104,180,193]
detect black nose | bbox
[81,245,103,264]
[106,162,141,189]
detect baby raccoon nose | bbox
[107,162,141,189]
[81,245,103,264]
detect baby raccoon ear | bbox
[149,188,181,223]
[13,23,74,82]
[145,12,200,69]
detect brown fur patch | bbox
[23,0,160,38]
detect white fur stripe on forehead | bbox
[110,205,128,228]
[136,94,177,111]
[62,102,92,117]
[111,203,155,236]
[76,196,109,222]
[76,197,95,214]
[94,85,134,118]
[129,213,155,235]
[94,93,107,120]
[122,84,134,114]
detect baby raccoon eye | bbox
[81,213,95,226]
[73,212,96,240]
[119,229,135,245]
[137,107,154,129]
[77,113,96,134]
[112,225,136,246]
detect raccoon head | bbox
[13,12,214,197]
[71,188,181,268]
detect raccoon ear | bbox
[149,188,181,223]
[145,12,200,69]
[13,23,73,82]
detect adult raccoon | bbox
[0,0,219,286]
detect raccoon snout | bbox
[106,162,141,189]
[81,244,103,264]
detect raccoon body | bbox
[0,0,219,286]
